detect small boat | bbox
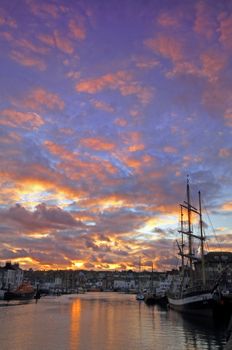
[4,282,35,301]
[136,292,145,301]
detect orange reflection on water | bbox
[70,298,81,350]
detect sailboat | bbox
[167,178,216,317]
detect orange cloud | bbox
[76,70,153,104]
[128,144,145,152]
[222,202,232,211]
[23,88,65,110]
[69,19,86,40]
[80,137,116,151]
[10,50,46,70]
[0,109,44,129]
[76,70,132,93]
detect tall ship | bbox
[167,178,218,317]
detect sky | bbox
[0,0,232,271]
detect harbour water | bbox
[0,292,227,350]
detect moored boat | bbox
[4,282,35,301]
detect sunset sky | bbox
[1,0,232,271]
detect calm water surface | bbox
[0,292,227,350]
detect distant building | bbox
[0,262,24,290]
[194,251,232,287]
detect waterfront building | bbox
[0,262,24,290]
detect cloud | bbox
[76,70,154,104]
[163,146,177,154]
[0,109,44,129]
[157,11,180,27]
[10,50,46,70]
[194,1,216,39]
[27,0,60,18]
[222,202,232,211]
[219,148,231,158]
[114,118,127,127]
[145,34,184,62]
[224,108,232,126]
[200,51,227,82]
[38,31,74,54]
[80,137,116,152]
[219,14,232,50]
[16,38,50,55]
[91,99,115,113]
[0,203,83,232]
[0,12,17,28]
[22,88,65,110]
[69,19,86,40]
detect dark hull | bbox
[145,294,168,306]
[168,292,214,317]
[4,291,35,301]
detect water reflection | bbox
[70,299,81,350]
[0,293,227,350]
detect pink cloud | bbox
[114,118,128,127]
[0,109,44,130]
[16,38,49,55]
[219,148,231,158]
[27,0,60,18]
[163,146,177,154]
[69,19,86,40]
[219,14,232,50]
[145,34,184,62]
[0,13,17,28]
[10,50,46,70]
[194,1,215,39]
[23,88,65,110]
[76,70,154,104]
[200,51,227,82]
[38,31,74,54]
[157,12,180,27]
[91,99,115,113]
[224,108,232,127]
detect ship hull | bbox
[4,291,35,301]
[168,292,214,316]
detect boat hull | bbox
[168,292,214,316]
[4,291,35,301]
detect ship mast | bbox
[186,177,193,270]
[178,178,206,286]
[198,191,206,286]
